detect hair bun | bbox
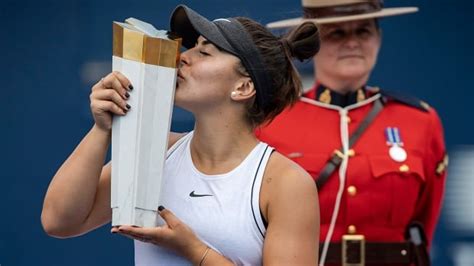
[282,22,320,61]
[280,38,295,58]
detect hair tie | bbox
[280,38,294,58]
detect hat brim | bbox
[169,5,275,112]
[170,5,235,53]
[267,7,418,28]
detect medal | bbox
[385,127,407,162]
[389,145,407,162]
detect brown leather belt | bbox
[320,236,415,265]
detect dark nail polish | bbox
[126,104,131,110]
[128,84,134,90]
[125,92,130,98]
[158,205,165,211]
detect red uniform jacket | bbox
[257,87,447,246]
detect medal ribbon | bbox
[385,127,403,146]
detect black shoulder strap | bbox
[380,89,429,112]
[316,98,384,189]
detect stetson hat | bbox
[267,0,418,28]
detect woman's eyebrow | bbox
[195,39,212,47]
[357,22,372,28]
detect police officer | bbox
[257,0,447,265]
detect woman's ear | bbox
[231,77,256,101]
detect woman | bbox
[257,0,447,265]
[41,4,320,266]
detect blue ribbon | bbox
[385,127,403,146]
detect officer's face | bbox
[314,19,381,86]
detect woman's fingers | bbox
[91,100,127,116]
[93,72,132,100]
[115,207,181,241]
[112,71,134,91]
[91,89,130,112]
[117,225,167,244]
[117,230,150,242]
[112,207,202,258]
[158,206,180,229]
[102,75,130,100]
[89,71,133,131]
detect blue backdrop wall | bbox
[1,0,473,265]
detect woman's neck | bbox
[315,72,369,94]
[318,79,367,94]
[190,112,259,174]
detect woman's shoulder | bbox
[264,150,317,195]
[260,150,319,227]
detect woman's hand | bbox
[112,206,207,264]
[90,71,133,133]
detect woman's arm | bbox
[41,126,113,238]
[261,152,320,265]
[41,71,132,237]
[41,71,189,238]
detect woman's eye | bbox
[356,28,373,37]
[199,51,210,56]
[325,30,345,40]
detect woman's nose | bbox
[180,49,192,65]
[344,33,360,49]
[179,50,190,68]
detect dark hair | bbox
[235,18,320,127]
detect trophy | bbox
[110,18,181,227]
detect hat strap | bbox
[303,0,383,19]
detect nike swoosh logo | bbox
[189,190,213,197]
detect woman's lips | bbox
[339,54,364,59]
[177,70,184,80]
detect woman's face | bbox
[175,36,245,112]
[315,19,381,85]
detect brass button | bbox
[347,225,357,234]
[420,101,430,110]
[347,149,355,157]
[346,116,351,123]
[399,164,410,172]
[347,186,357,196]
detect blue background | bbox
[1,0,473,265]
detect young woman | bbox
[41,5,321,265]
[258,0,447,265]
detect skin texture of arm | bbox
[41,125,112,237]
[42,70,187,238]
[41,126,186,238]
[261,152,320,265]
[41,71,131,237]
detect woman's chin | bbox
[336,66,369,81]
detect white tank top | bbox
[134,131,274,265]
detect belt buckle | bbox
[342,234,365,266]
